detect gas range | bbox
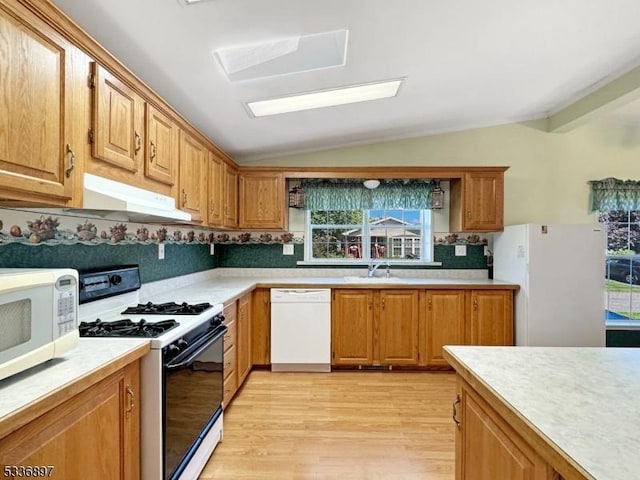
[77,266,226,480]
[77,265,224,348]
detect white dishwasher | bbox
[270,288,331,372]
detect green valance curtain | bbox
[589,178,640,211]
[301,179,433,210]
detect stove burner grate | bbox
[79,318,180,338]
[121,301,213,315]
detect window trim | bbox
[304,209,434,263]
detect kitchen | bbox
[1,0,640,479]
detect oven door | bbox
[163,325,226,480]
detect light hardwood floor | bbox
[200,370,457,480]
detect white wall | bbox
[250,119,640,225]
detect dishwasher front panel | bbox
[270,289,331,372]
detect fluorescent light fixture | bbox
[177,0,213,6]
[246,79,404,117]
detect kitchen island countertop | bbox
[443,345,640,480]
[0,338,150,439]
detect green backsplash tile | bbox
[0,243,217,283]
[433,244,487,269]
[217,243,304,268]
[215,243,486,270]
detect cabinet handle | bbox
[182,189,187,207]
[381,297,385,309]
[473,297,478,310]
[427,297,432,310]
[466,210,472,220]
[134,132,142,155]
[452,393,461,429]
[126,385,135,417]
[150,140,157,161]
[65,144,75,178]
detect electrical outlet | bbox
[283,244,294,255]
[484,245,490,256]
[455,245,467,256]
[210,243,215,255]
[158,243,165,260]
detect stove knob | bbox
[110,274,122,286]
[177,339,188,350]
[166,344,180,358]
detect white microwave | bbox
[0,268,79,382]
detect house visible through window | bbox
[599,210,640,321]
[306,209,432,262]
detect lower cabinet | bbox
[423,290,466,367]
[0,361,140,480]
[332,289,419,367]
[466,290,514,346]
[332,288,514,368]
[222,292,253,408]
[455,378,559,480]
[236,293,252,385]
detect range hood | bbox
[69,173,192,223]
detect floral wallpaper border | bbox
[433,233,489,245]
[0,209,301,247]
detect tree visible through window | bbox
[600,210,640,320]
[306,209,432,262]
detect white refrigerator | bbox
[493,224,605,346]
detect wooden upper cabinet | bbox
[178,130,207,222]
[223,163,239,229]
[145,103,177,186]
[91,62,143,173]
[207,152,224,227]
[450,169,505,232]
[466,290,514,346]
[239,172,286,230]
[423,290,465,367]
[378,290,420,365]
[0,2,77,204]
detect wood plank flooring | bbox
[200,370,457,480]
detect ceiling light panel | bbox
[214,30,348,82]
[246,79,404,117]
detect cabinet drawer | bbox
[224,344,236,380]
[223,372,237,407]
[224,319,236,351]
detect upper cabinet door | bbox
[91,62,143,173]
[207,152,224,226]
[145,103,177,186]
[0,3,74,203]
[238,172,286,229]
[178,130,207,222]
[223,163,238,229]
[462,172,504,231]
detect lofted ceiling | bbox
[50,0,640,163]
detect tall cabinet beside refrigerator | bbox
[493,224,605,346]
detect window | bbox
[599,210,640,321]
[306,208,432,262]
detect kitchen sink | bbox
[343,276,404,283]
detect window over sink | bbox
[305,209,433,262]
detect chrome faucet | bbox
[367,261,390,278]
[367,262,382,278]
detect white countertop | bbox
[444,346,640,480]
[140,270,517,306]
[0,338,149,426]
